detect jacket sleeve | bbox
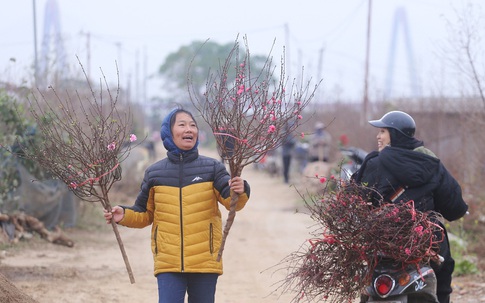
[433,163,468,221]
[118,168,154,228]
[213,161,250,211]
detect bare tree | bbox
[14,62,138,283]
[442,2,485,105]
[189,36,320,261]
[438,3,485,189]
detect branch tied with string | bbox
[275,179,445,303]
[13,60,139,284]
[189,35,320,261]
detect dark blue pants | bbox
[282,155,292,183]
[156,272,218,303]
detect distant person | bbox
[104,107,251,303]
[308,122,332,162]
[281,126,296,184]
[145,140,156,161]
[293,138,309,173]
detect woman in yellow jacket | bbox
[104,108,251,303]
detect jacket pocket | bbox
[209,223,214,254]
[154,225,159,255]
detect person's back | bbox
[281,134,296,183]
[281,135,295,157]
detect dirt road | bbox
[0,148,315,303]
[1,147,484,302]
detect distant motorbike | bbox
[339,147,368,181]
[362,256,439,303]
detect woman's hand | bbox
[103,206,124,224]
[229,176,245,194]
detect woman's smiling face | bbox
[171,112,198,150]
[376,128,390,151]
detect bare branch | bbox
[441,3,485,106]
[12,59,138,283]
[189,35,320,261]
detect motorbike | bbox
[362,256,439,303]
[339,146,368,181]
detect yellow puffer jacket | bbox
[118,149,250,276]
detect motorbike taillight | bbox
[374,274,395,297]
[398,272,411,286]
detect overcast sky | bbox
[1,0,483,103]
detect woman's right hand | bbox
[103,206,124,224]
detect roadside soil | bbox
[0,147,484,303]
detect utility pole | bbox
[316,45,325,105]
[284,23,291,83]
[135,49,139,103]
[115,42,123,78]
[33,0,38,86]
[80,31,91,80]
[143,47,147,104]
[363,0,372,124]
[86,32,91,80]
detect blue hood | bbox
[160,108,199,155]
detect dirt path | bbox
[0,148,315,303]
[1,147,484,302]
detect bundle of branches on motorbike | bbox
[277,179,444,303]
[189,35,319,261]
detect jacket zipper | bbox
[179,153,184,272]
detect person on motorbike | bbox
[351,110,468,303]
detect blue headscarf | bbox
[160,108,199,155]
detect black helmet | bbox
[368,111,416,138]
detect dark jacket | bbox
[352,146,468,221]
[282,135,296,157]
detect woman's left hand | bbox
[229,176,244,194]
